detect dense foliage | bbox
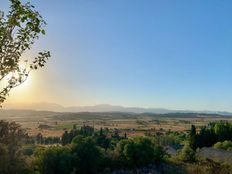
[213,140,232,151]
[0,121,28,173]
[189,121,232,150]
[0,0,50,105]
[0,120,168,174]
[35,133,166,173]
[0,120,232,174]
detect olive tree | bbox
[0,0,50,105]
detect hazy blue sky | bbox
[1,0,232,111]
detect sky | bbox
[1,0,232,111]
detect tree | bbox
[35,146,73,174]
[178,143,196,162]
[0,143,9,173]
[214,121,232,141]
[71,137,102,174]
[213,140,232,151]
[115,137,164,168]
[0,120,28,173]
[131,137,157,167]
[80,125,94,136]
[36,133,43,144]
[153,145,166,164]
[0,0,50,105]
[96,134,110,152]
[189,125,197,150]
[61,130,69,146]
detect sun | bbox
[1,63,30,91]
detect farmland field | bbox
[1,109,232,137]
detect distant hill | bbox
[0,109,230,122]
[0,109,59,118]
[3,102,232,116]
[66,104,174,114]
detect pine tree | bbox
[189,125,197,150]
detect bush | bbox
[35,146,73,174]
[71,136,103,174]
[178,143,196,162]
[213,140,232,151]
[114,137,165,168]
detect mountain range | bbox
[3,102,232,116]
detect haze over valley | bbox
[1,0,232,173]
[3,102,232,115]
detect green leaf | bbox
[41,29,45,35]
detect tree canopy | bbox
[0,0,50,105]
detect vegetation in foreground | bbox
[0,119,232,174]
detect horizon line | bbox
[2,101,232,114]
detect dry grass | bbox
[1,111,232,137]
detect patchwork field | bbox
[1,109,232,137]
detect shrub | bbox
[213,140,232,151]
[178,143,196,162]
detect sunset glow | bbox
[1,0,232,112]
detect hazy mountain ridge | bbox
[2,102,232,116]
[0,109,60,118]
